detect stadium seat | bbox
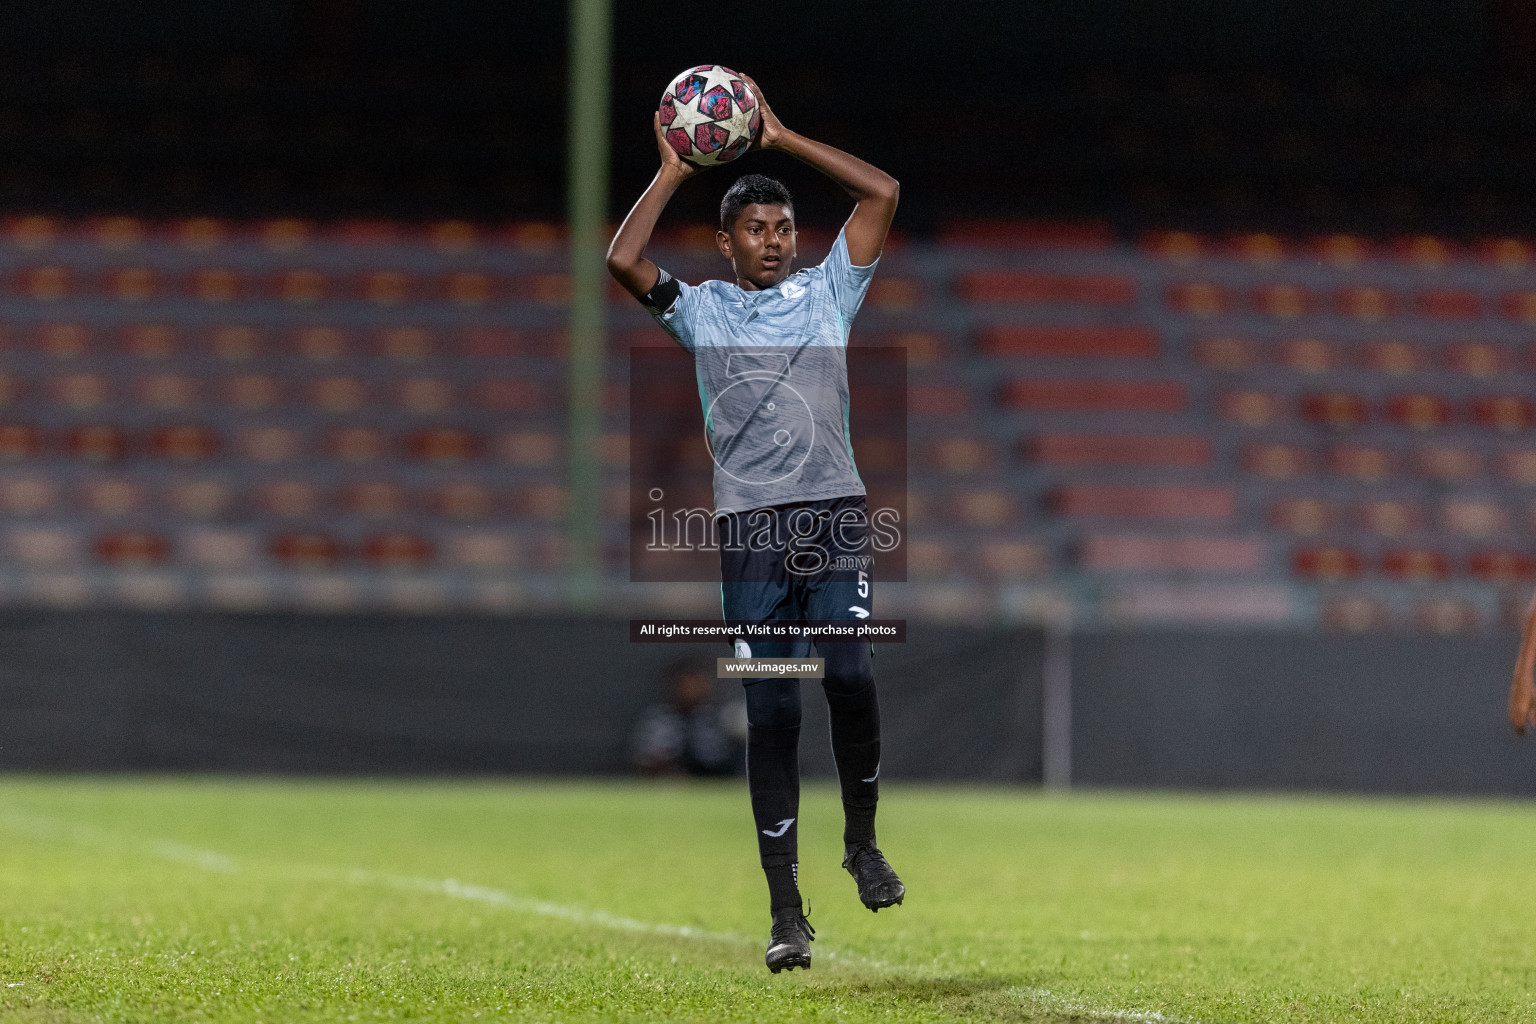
[1359,340,1426,375]
[975,540,1049,579]
[1164,281,1230,317]
[1385,393,1453,430]
[1140,230,1205,264]
[136,375,199,410]
[63,425,128,463]
[4,215,58,249]
[1231,232,1288,265]
[309,377,369,413]
[358,270,414,306]
[270,533,343,568]
[1293,545,1365,580]
[36,322,91,357]
[440,271,498,306]
[257,481,320,519]
[150,425,220,462]
[958,271,1135,305]
[1323,596,1390,631]
[170,218,228,251]
[431,483,496,520]
[121,324,179,359]
[1302,392,1368,429]
[0,477,57,515]
[493,431,555,467]
[1471,396,1536,432]
[1443,342,1508,377]
[1415,445,1483,481]
[9,527,80,565]
[1440,497,1509,537]
[1469,550,1536,582]
[512,273,570,306]
[1250,284,1313,319]
[293,326,349,361]
[273,268,328,304]
[444,531,519,568]
[165,480,236,519]
[1503,291,1536,324]
[1277,337,1337,373]
[425,220,477,253]
[906,539,957,578]
[339,482,408,519]
[923,437,995,474]
[222,375,283,410]
[999,379,1186,413]
[185,268,244,303]
[1415,598,1479,632]
[238,426,304,462]
[1502,450,1536,485]
[977,326,1158,359]
[1334,286,1395,320]
[378,327,436,361]
[94,530,169,566]
[17,266,74,301]
[949,490,1015,527]
[1270,497,1333,535]
[1479,238,1533,270]
[1394,235,1453,269]
[1080,534,1265,572]
[1193,336,1258,370]
[259,219,311,252]
[208,326,264,361]
[80,478,144,516]
[49,373,110,409]
[395,378,454,414]
[1050,484,1235,520]
[101,267,159,302]
[1029,434,1211,466]
[1243,442,1312,478]
[1416,289,1482,319]
[1312,234,1370,268]
[907,384,969,416]
[517,483,567,520]
[936,219,1113,249]
[181,529,259,568]
[866,277,921,310]
[1358,499,1422,536]
[362,533,434,568]
[1329,445,1395,482]
[1217,390,1284,426]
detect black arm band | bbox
[640,268,682,313]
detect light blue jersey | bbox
[647,227,878,516]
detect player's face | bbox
[719,203,796,290]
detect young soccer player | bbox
[607,74,902,973]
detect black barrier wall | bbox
[1,612,1533,793]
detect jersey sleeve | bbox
[639,266,700,352]
[820,226,880,332]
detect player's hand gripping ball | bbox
[659,65,762,166]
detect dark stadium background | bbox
[0,0,1534,791]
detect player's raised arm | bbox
[740,75,898,267]
[605,114,705,300]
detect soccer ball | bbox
[659,65,761,167]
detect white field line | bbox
[0,809,1199,1023]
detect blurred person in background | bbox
[630,657,747,777]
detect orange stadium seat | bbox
[1501,291,1536,324]
[998,379,1186,413]
[1312,234,1371,269]
[1140,230,1206,264]
[1334,286,1396,321]
[1415,445,1484,481]
[977,325,1158,359]
[1216,390,1285,426]
[1029,433,1210,467]
[184,268,246,303]
[1193,336,1258,370]
[1292,546,1365,580]
[331,220,399,247]
[1478,238,1534,270]
[48,373,111,409]
[444,531,519,569]
[1242,442,1313,479]
[100,267,159,302]
[1328,444,1396,482]
[207,325,265,361]
[1393,235,1454,269]
[221,375,283,410]
[1271,497,1334,535]
[271,268,329,304]
[1470,395,1535,432]
[1415,289,1482,319]
[270,533,343,568]
[1164,281,1230,316]
[34,323,89,359]
[1276,337,1338,373]
[1440,497,1509,538]
[120,324,179,359]
[1385,393,1453,430]
[906,539,958,579]
[516,483,567,520]
[423,220,478,253]
[94,530,169,566]
[1358,340,1426,375]
[340,482,408,519]
[1358,499,1422,536]
[1441,341,1507,377]
[150,425,220,463]
[63,425,128,463]
[404,428,478,464]
[1302,391,1368,429]
[257,219,312,252]
[356,270,416,306]
[0,371,20,406]
[3,215,58,249]
[1323,596,1390,631]
[1050,484,1235,520]
[0,423,41,461]
[1230,232,1289,265]
[317,427,380,463]
[474,379,547,413]
[15,266,74,301]
[362,533,434,568]
[169,218,229,251]
[438,271,500,306]
[957,271,1136,305]
[181,529,259,568]
[1250,284,1313,319]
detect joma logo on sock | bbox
[761,818,795,837]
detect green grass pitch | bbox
[1,778,1534,1023]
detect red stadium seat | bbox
[1242,443,1312,479]
[320,427,382,463]
[490,430,556,467]
[1292,546,1364,580]
[16,266,74,301]
[150,425,220,462]
[1333,286,1396,321]
[906,539,958,579]
[4,215,58,249]
[425,220,478,253]
[48,373,110,409]
[0,423,41,461]
[1328,445,1395,482]
[958,271,1135,305]
[1415,289,1482,319]
[1081,534,1265,572]
[1478,238,1533,271]
[363,533,434,568]
[1216,390,1284,426]
[63,425,128,463]
[1471,396,1536,432]
[1323,596,1390,631]
[1050,484,1235,520]
[120,324,179,359]
[1276,337,1337,373]
[459,327,526,358]
[1358,340,1426,375]
[474,379,547,413]
[237,426,304,462]
[1193,336,1257,370]
[136,375,199,410]
[1443,342,1509,378]
[903,384,967,416]
[1250,284,1313,319]
[1470,550,1536,582]
[80,478,145,516]
[1415,445,1483,481]
[1502,291,1536,324]
[1358,499,1422,536]
[1030,433,1210,467]
[998,379,1186,413]
[270,533,343,568]
[1385,393,1453,431]
[185,268,245,303]
[1302,391,1368,429]
[511,273,571,306]
[409,428,481,464]
[1140,230,1205,264]
[1440,497,1509,538]
[1270,497,1334,535]
[439,271,499,306]
[977,326,1158,359]
[35,322,91,358]
[339,482,408,519]
[94,530,170,567]
[1164,281,1230,317]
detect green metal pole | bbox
[565,0,611,608]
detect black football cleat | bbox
[765,904,815,973]
[843,842,905,912]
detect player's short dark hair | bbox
[720,174,793,231]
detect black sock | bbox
[747,722,801,909]
[824,678,880,849]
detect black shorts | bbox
[718,493,873,659]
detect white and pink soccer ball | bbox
[659,65,762,167]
